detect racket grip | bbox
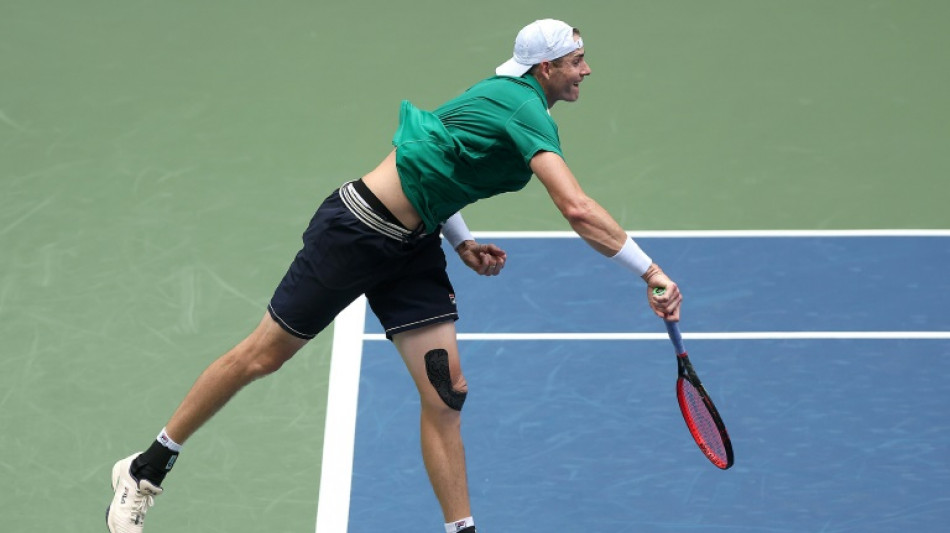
[663,320,686,355]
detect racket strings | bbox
[678,381,729,463]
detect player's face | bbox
[547,39,591,104]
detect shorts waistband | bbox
[340,179,426,242]
[350,178,403,227]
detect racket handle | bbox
[663,320,686,355]
[652,287,686,355]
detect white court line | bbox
[362,331,950,341]
[472,229,950,238]
[315,296,366,533]
[315,231,949,532]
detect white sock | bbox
[157,427,183,452]
[444,517,474,533]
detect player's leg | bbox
[164,311,309,445]
[107,186,365,532]
[392,321,475,529]
[107,311,309,532]
[364,220,475,530]
[135,183,369,482]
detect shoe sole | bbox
[105,459,125,533]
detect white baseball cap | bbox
[496,19,583,77]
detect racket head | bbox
[653,288,734,469]
[676,355,734,469]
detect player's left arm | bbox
[530,150,681,319]
[442,212,507,276]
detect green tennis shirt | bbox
[392,75,563,232]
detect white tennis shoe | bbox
[106,453,163,533]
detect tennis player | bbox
[107,18,682,533]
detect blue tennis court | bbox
[319,232,949,533]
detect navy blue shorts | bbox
[267,180,458,340]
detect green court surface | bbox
[1,1,947,531]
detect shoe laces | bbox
[130,483,162,524]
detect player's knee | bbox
[424,349,468,411]
[249,351,293,377]
[231,341,298,380]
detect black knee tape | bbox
[424,349,467,411]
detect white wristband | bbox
[441,212,473,250]
[610,237,653,276]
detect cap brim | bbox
[495,57,532,77]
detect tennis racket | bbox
[653,288,734,469]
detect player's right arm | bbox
[530,150,682,320]
[531,151,627,256]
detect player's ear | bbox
[535,60,553,79]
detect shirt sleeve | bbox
[505,100,563,166]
